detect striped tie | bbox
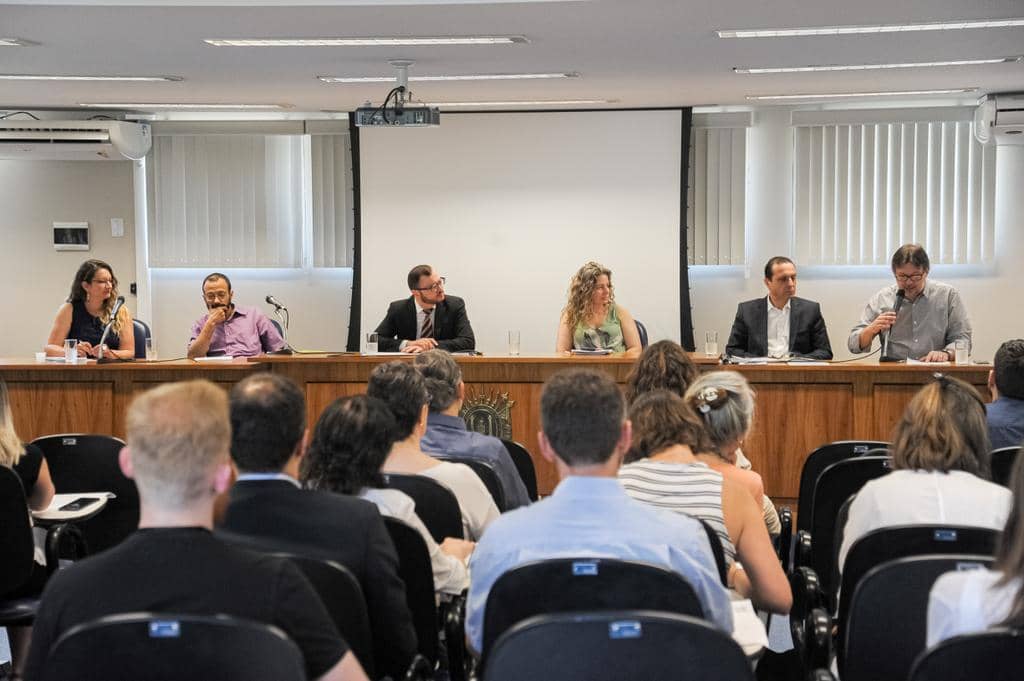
[421,309,434,339]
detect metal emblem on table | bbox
[460,391,515,439]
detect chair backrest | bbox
[797,441,889,533]
[990,446,1021,487]
[382,473,463,542]
[481,557,705,657]
[0,465,35,598]
[809,455,892,595]
[837,525,999,638]
[486,611,753,681]
[132,319,151,359]
[32,434,139,553]
[270,319,284,337]
[500,439,538,501]
[429,454,507,511]
[382,517,439,665]
[271,553,375,679]
[41,612,306,681]
[909,628,1024,681]
[697,518,729,586]
[634,320,649,349]
[840,554,994,681]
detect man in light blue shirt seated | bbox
[464,368,732,654]
[414,350,531,510]
[987,339,1024,450]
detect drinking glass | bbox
[145,337,157,361]
[64,338,78,363]
[704,331,719,357]
[954,339,969,366]
[365,332,379,355]
[508,330,521,357]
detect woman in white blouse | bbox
[838,374,1011,573]
[927,451,1024,647]
[302,394,473,595]
[367,361,499,541]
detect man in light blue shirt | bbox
[465,369,732,654]
[414,350,531,510]
[987,339,1024,450]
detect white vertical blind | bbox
[794,119,995,265]
[310,134,353,268]
[687,127,746,265]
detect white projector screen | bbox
[360,110,682,356]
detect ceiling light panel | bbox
[0,38,32,47]
[319,72,577,83]
[427,99,613,107]
[746,88,977,101]
[205,36,528,47]
[79,103,291,110]
[735,57,1022,74]
[718,18,1024,38]
[0,74,183,81]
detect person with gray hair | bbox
[415,350,531,509]
[684,371,781,536]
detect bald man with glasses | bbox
[374,265,476,354]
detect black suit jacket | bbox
[219,480,416,680]
[726,296,833,360]
[374,295,475,352]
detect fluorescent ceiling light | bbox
[718,18,1024,38]
[319,72,577,83]
[79,102,292,110]
[0,74,183,81]
[735,57,1021,74]
[746,88,977,101]
[0,38,32,47]
[427,99,614,107]
[205,36,528,47]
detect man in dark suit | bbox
[374,264,475,353]
[725,256,833,360]
[219,373,416,681]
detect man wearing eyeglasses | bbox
[187,272,285,358]
[848,244,972,362]
[374,265,476,353]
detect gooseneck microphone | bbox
[265,294,287,311]
[97,296,127,361]
[880,289,907,362]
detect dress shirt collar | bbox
[235,472,301,488]
[551,475,628,500]
[427,412,468,431]
[766,295,791,313]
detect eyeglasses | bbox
[414,277,446,293]
[90,278,113,286]
[895,273,925,283]
[203,291,231,301]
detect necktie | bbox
[421,309,433,339]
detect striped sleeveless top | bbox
[618,459,737,565]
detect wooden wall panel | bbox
[8,381,115,440]
[304,382,368,429]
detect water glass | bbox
[704,331,719,357]
[145,337,157,361]
[64,338,78,363]
[508,330,521,356]
[954,339,969,366]
[365,332,379,355]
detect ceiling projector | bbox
[354,60,440,128]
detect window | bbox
[687,113,749,266]
[148,130,353,268]
[793,109,996,266]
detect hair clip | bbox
[696,387,720,413]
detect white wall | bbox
[0,160,136,357]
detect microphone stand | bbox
[96,321,129,363]
[271,306,294,355]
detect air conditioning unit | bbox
[973,93,1024,146]
[0,120,152,160]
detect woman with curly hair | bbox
[44,259,135,359]
[625,340,700,405]
[301,394,473,595]
[556,261,642,356]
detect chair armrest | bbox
[777,506,793,571]
[789,567,826,663]
[43,522,87,574]
[808,667,837,681]
[440,591,469,681]
[795,529,812,570]
[402,654,434,681]
[806,607,833,672]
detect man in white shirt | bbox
[725,257,833,360]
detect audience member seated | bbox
[927,455,1024,646]
[44,259,135,360]
[619,390,792,614]
[684,371,781,536]
[301,395,473,596]
[465,369,732,655]
[414,349,530,510]
[187,272,285,358]
[23,380,367,681]
[624,340,700,405]
[218,373,416,681]
[839,375,1011,572]
[556,261,642,356]
[367,362,498,540]
[987,339,1024,450]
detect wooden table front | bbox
[2,355,991,504]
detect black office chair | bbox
[271,318,285,338]
[429,454,508,512]
[32,434,139,553]
[382,473,463,542]
[840,555,994,681]
[40,612,306,681]
[909,628,1024,681]
[486,611,753,681]
[480,557,705,659]
[990,446,1020,487]
[634,320,649,349]
[796,441,889,534]
[500,439,538,501]
[132,319,151,359]
[382,517,440,668]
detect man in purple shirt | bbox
[187,272,285,358]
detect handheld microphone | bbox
[265,295,287,311]
[880,290,906,362]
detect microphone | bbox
[265,295,287,311]
[892,289,906,315]
[97,296,126,361]
[880,290,906,362]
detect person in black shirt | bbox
[24,380,368,681]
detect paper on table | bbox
[194,355,235,363]
[571,348,613,356]
[906,358,951,366]
[731,599,769,657]
[33,492,114,522]
[787,360,829,366]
